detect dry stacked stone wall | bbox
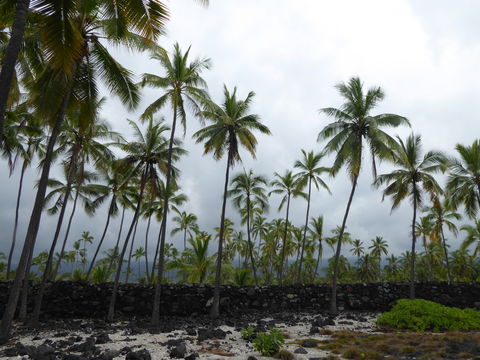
[0,281,479,319]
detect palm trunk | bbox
[150,219,164,282]
[297,177,312,282]
[330,175,358,314]
[246,196,258,285]
[440,227,452,283]
[30,160,78,325]
[279,194,291,285]
[86,197,115,279]
[0,89,70,341]
[184,229,187,250]
[145,214,152,283]
[107,174,146,321]
[409,182,418,299]
[151,104,178,326]
[422,237,433,281]
[107,207,126,276]
[125,218,139,283]
[209,151,232,318]
[313,239,322,282]
[52,188,80,279]
[7,157,28,279]
[0,0,31,144]
[18,244,34,322]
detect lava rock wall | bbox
[0,281,479,319]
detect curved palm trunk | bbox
[209,152,232,318]
[107,174,146,321]
[330,175,358,314]
[19,243,34,322]
[125,218,139,283]
[279,194,291,285]
[107,207,126,277]
[150,220,165,282]
[30,165,77,325]
[86,197,116,279]
[313,239,322,282]
[409,182,418,299]
[144,214,152,282]
[0,90,70,341]
[0,0,31,144]
[151,104,178,326]
[7,157,28,280]
[246,196,258,285]
[297,177,313,283]
[440,227,452,283]
[52,189,80,279]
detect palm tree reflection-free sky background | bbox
[2,0,480,262]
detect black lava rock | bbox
[301,339,318,348]
[184,353,199,360]
[125,349,152,360]
[294,347,308,354]
[169,343,187,358]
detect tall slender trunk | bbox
[409,182,418,299]
[279,194,291,285]
[107,174,146,321]
[297,177,312,282]
[440,227,452,283]
[86,197,115,279]
[151,104,178,326]
[209,152,232,318]
[0,90,70,342]
[30,161,78,325]
[0,0,31,144]
[150,219,165,282]
[184,228,187,250]
[107,207,126,276]
[52,188,80,279]
[422,237,433,281]
[145,214,152,283]
[125,218,139,283]
[330,175,358,314]
[18,244,34,322]
[313,239,322,282]
[246,195,258,285]
[7,157,28,279]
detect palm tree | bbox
[171,211,199,250]
[424,199,461,283]
[107,118,185,321]
[269,170,306,284]
[0,0,163,338]
[460,220,480,258]
[318,76,409,313]
[132,247,146,281]
[252,215,269,252]
[193,85,271,317]
[140,43,210,327]
[229,169,269,285]
[309,216,325,282]
[446,140,480,219]
[294,150,330,282]
[415,216,435,281]
[368,236,388,280]
[350,239,365,263]
[179,234,213,284]
[375,134,445,298]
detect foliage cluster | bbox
[247,328,285,356]
[377,299,480,331]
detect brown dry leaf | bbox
[198,346,236,357]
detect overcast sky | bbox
[2,0,480,265]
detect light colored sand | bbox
[1,313,380,359]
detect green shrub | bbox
[241,326,255,341]
[377,299,480,332]
[253,328,285,356]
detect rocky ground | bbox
[0,311,380,360]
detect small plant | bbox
[241,326,255,341]
[253,328,285,356]
[273,349,295,360]
[377,299,480,332]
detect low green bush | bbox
[252,328,285,356]
[377,299,480,332]
[240,326,255,341]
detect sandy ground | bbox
[0,312,380,359]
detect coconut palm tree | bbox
[424,198,461,283]
[252,215,269,252]
[171,211,199,250]
[193,85,271,317]
[446,140,480,219]
[107,118,185,321]
[375,134,445,298]
[415,216,435,281]
[229,169,269,285]
[309,216,325,282]
[179,234,213,284]
[269,170,306,284]
[460,220,480,258]
[368,236,388,280]
[140,43,210,326]
[294,150,330,282]
[350,239,365,263]
[132,247,146,281]
[318,76,409,313]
